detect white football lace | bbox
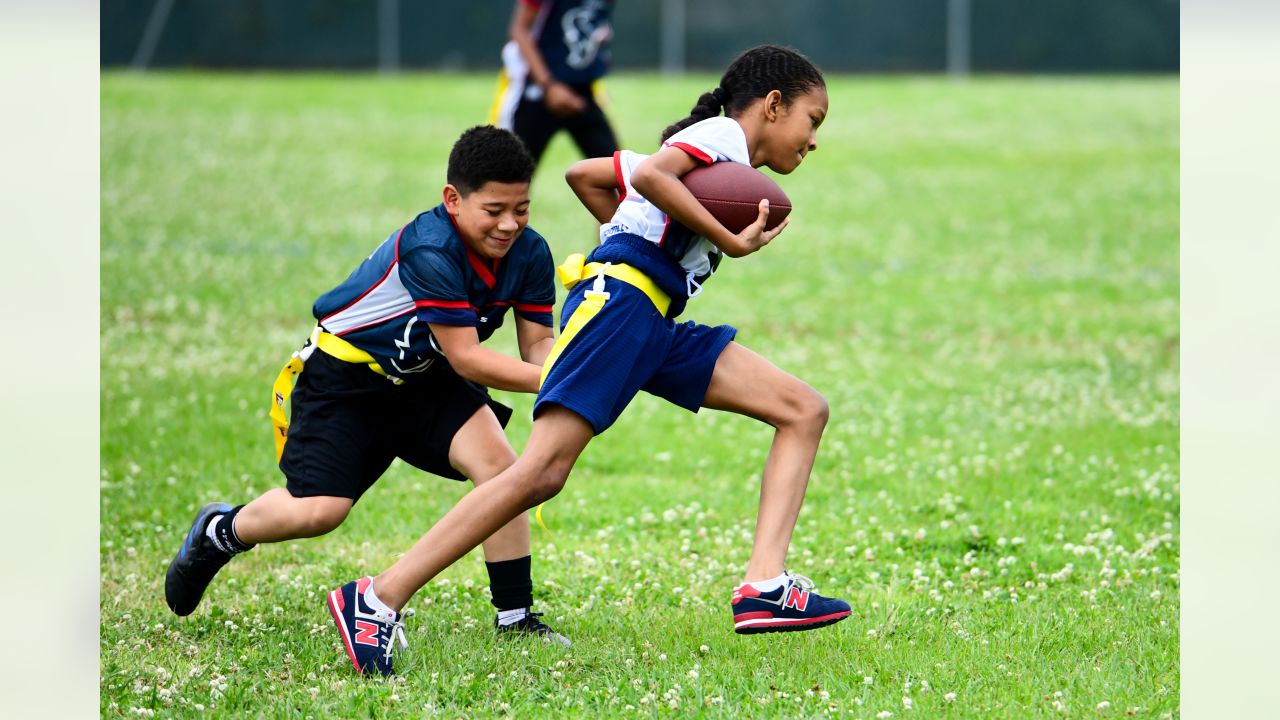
[382,608,415,663]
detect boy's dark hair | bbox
[661,45,826,142]
[447,126,535,195]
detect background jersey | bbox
[312,204,555,379]
[503,0,613,90]
[601,116,751,296]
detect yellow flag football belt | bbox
[269,327,395,461]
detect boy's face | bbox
[443,181,531,260]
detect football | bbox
[681,162,792,233]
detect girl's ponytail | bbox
[660,87,729,142]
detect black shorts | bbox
[278,349,512,503]
[512,82,618,164]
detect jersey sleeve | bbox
[515,234,556,327]
[399,245,477,327]
[662,116,750,166]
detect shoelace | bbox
[786,572,816,591]
[381,608,415,663]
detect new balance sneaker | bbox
[165,502,233,616]
[732,572,851,634]
[327,577,412,676]
[495,610,572,648]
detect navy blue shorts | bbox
[534,276,737,434]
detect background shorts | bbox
[534,277,737,434]
[279,348,512,502]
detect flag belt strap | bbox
[555,253,670,316]
[269,327,393,461]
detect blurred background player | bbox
[489,0,619,167]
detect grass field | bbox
[101,72,1179,718]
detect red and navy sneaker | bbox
[164,502,233,616]
[732,572,851,634]
[327,577,412,676]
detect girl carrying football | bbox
[329,44,847,675]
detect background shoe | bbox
[164,502,233,616]
[327,577,411,676]
[732,572,851,634]
[496,610,572,647]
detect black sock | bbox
[209,505,255,554]
[486,555,533,611]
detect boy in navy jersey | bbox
[164,126,569,656]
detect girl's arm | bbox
[630,147,789,258]
[565,157,621,223]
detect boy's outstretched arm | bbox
[565,157,621,224]
[630,148,789,258]
[429,323,543,394]
[515,315,555,367]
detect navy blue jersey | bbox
[525,0,613,85]
[312,205,555,379]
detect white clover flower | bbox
[944,692,957,702]
[1097,701,1111,711]
[864,676,875,685]
[877,712,894,719]
[902,696,913,709]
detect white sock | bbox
[745,573,788,593]
[362,580,394,617]
[204,515,229,553]
[496,607,529,626]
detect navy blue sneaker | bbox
[732,572,851,634]
[327,577,412,676]
[495,610,572,647]
[165,502,233,616]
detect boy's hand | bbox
[733,199,790,254]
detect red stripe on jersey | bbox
[516,303,553,313]
[415,299,472,310]
[613,151,626,200]
[519,0,542,8]
[667,141,713,165]
[467,249,497,287]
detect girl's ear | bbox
[763,89,785,121]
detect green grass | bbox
[101,72,1178,718]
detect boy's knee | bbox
[302,497,351,536]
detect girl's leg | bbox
[701,342,830,583]
[373,406,595,612]
[233,489,353,543]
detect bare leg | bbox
[233,488,353,543]
[702,342,829,583]
[374,406,595,612]
[446,406,528,563]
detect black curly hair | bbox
[660,45,826,143]
[447,126,535,195]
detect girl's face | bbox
[759,86,829,175]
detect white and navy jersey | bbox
[312,204,555,379]
[599,116,751,296]
[494,0,613,126]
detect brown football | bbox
[681,162,792,233]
